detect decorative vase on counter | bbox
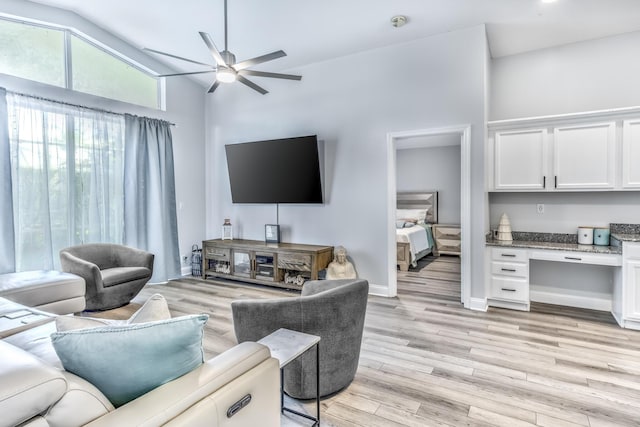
[594,228,610,246]
[577,226,594,245]
[497,213,513,242]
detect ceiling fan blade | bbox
[237,75,268,95]
[158,70,216,77]
[198,31,228,67]
[238,69,302,81]
[208,81,221,94]
[233,50,287,71]
[143,47,212,67]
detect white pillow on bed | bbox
[396,208,427,224]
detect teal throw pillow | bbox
[51,314,208,407]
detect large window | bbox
[0,19,65,87]
[8,94,125,270]
[0,17,159,109]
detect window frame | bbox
[0,15,162,109]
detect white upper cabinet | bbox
[487,105,640,191]
[494,129,547,190]
[623,119,640,188]
[553,122,616,189]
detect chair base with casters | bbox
[60,243,154,311]
[232,278,369,399]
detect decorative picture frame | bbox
[265,224,280,243]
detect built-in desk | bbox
[486,235,640,330]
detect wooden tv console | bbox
[202,239,334,290]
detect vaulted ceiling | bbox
[28,0,640,80]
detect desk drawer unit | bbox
[491,261,528,278]
[492,247,528,263]
[491,277,529,302]
[487,247,530,310]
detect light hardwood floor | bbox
[128,255,640,426]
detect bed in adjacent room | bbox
[396,192,438,271]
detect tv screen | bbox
[225,135,323,204]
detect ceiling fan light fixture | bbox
[216,67,237,83]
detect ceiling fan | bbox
[144,0,301,95]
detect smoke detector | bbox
[391,15,408,28]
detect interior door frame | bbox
[386,125,471,308]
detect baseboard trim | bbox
[530,290,612,312]
[181,266,192,276]
[369,284,392,297]
[467,297,488,312]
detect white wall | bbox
[491,30,640,120]
[489,30,640,238]
[205,25,488,296]
[0,0,206,274]
[489,192,639,233]
[396,145,461,224]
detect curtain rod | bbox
[5,89,176,126]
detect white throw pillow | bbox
[396,208,427,223]
[56,294,171,332]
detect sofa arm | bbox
[60,251,103,291]
[85,342,280,427]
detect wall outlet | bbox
[536,204,544,214]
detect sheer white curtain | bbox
[7,93,124,271]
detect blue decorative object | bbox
[594,228,610,246]
[51,314,208,407]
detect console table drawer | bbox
[490,277,529,302]
[278,253,312,272]
[491,261,528,278]
[205,247,231,261]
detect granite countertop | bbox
[486,238,622,255]
[485,225,640,255]
[611,233,640,243]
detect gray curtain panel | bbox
[0,88,15,273]
[124,114,180,283]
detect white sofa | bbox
[0,298,281,427]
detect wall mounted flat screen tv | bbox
[225,135,323,204]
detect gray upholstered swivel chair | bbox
[60,243,154,311]
[232,278,368,399]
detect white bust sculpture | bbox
[326,246,356,280]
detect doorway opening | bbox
[386,125,471,307]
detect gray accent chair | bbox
[60,243,154,311]
[232,278,368,399]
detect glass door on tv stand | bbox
[254,251,277,282]
[232,250,251,278]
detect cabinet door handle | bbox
[565,256,582,261]
[555,175,558,188]
[543,176,546,188]
[501,268,517,272]
[501,288,516,292]
[501,254,516,258]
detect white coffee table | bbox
[258,328,320,426]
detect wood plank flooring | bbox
[127,254,640,426]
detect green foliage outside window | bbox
[0,18,159,109]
